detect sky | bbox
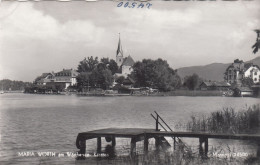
[0,1,260,82]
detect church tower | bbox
[116,34,124,67]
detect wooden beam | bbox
[155,137,160,150]
[97,137,101,154]
[205,138,208,156]
[112,137,116,147]
[257,142,260,157]
[144,137,149,154]
[130,137,136,157]
[199,137,208,158]
[78,140,86,155]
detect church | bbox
[114,35,135,78]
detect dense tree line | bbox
[76,56,118,91]
[76,57,183,92]
[0,79,32,91]
[183,73,202,90]
[130,59,181,91]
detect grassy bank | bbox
[186,104,260,134]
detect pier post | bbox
[205,138,208,156]
[130,137,136,157]
[97,137,102,154]
[156,115,159,131]
[112,137,116,147]
[144,136,149,154]
[155,137,160,150]
[257,142,260,158]
[173,137,176,150]
[199,137,208,158]
[78,140,86,155]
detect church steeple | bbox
[116,33,124,66]
[116,33,123,57]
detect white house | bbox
[244,65,260,83]
[35,69,78,89]
[225,59,260,84]
[54,69,78,89]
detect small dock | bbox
[76,112,260,157]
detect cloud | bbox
[0,3,104,44]
[0,2,105,80]
[0,1,260,81]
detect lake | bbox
[0,93,259,164]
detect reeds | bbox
[187,104,260,134]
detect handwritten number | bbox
[137,3,144,9]
[117,2,123,7]
[146,3,152,9]
[117,2,151,9]
[132,2,137,8]
[124,2,129,8]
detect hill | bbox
[177,56,260,81]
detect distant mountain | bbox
[177,56,260,81]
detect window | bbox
[255,72,257,75]
[254,78,257,81]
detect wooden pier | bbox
[76,128,260,157]
[76,112,260,158]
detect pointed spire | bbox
[116,33,123,57]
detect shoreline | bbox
[11,89,258,97]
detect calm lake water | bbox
[0,93,259,164]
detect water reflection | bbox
[104,145,116,159]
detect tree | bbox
[90,64,113,90]
[241,77,254,87]
[77,56,99,73]
[252,29,260,54]
[115,76,125,84]
[184,73,200,90]
[76,72,91,91]
[108,59,119,75]
[0,79,32,91]
[131,58,181,91]
[100,58,118,74]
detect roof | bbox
[35,73,54,82]
[40,73,54,78]
[116,35,123,57]
[55,69,78,77]
[122,55,135,66]
[244,63,253,70]
[244,64,260,72]
[226,61,260,73]
[123,77,135,85]
[235,87,253,92]
[201,81,230,87]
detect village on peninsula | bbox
[1,36,260,97]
